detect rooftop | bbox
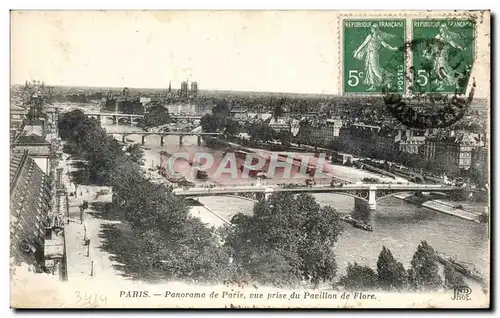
[10,151,27,190]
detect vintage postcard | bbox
[9,10,490,308]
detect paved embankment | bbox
[393,193,482,223]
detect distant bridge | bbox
[170,114,203,121]
[84,112,202,124]
[85,112,143,124]
[173,183,462,211]
[111,131,222,146]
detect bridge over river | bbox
[84,111,202,124]
[112,131,222,146]
[173,183,461,211]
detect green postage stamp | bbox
[342,17,476,95]
[412,19,475,94]
[343,19,406,94]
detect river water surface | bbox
[99,122,489,278]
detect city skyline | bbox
[11,11,338,95]
[11,11,489,98]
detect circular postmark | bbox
[381,19,476,129]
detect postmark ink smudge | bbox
[383,18,476,129]
[383,79,475,129]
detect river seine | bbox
[102,122,489,278]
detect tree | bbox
[201,114,218,132]
[201,105,230,133]
[297,122,313,146]
[57,109,88,140]
[376,246,408,290]
[429,160,449,176]
[469,157,488,187]
[225,118,241,137]
[247,122,276,143]
[126,144,145,165]
[213,102,230,117]
[273,103,285,119]
[408,241,443,291]
[243,249,295,288]
[339,262,378,290]
[141,103,170,128]
[277,130,292,147]
[224,193,343,287]
[443,263,465,289]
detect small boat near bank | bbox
[339,215,356,225]
[339,215,373,232]
[352,221,373,232]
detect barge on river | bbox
[339,215,373,232]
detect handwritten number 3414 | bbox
[75,291,108,307]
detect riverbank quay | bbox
[393,193,483,223]
[204,136,406,184]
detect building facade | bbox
[299,119,343,145]
[167,102,196,115]
[10,104,27,142]
[268,118,290,133]
[374,126,400,157]
[420,132,485,174]
[12,120,53,175]
[398,129,426,154]
[10,151,52,269]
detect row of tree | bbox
[57,109,345,287]
[46,92,104,104]
[200,102,241,136]
[58,110,228,282]
[339,241,466,291]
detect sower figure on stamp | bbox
[353,23,399,91]
[424,24,465,91]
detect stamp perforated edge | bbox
[410,18,477,95]
[337,11,482,97]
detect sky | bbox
[10,11,490,97]
[11,11,339,94]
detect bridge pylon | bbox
[368,186,377,211]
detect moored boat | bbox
[339,215,356,225]
[352,221,373,232]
